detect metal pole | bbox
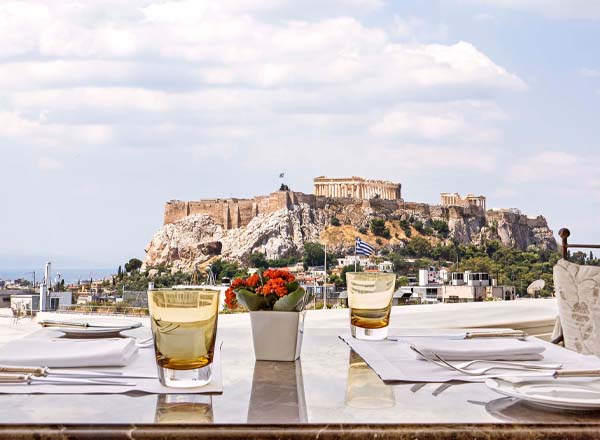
[324,244,327,309]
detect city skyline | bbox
[1,0,599,265]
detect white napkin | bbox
[408,337,545,361]
[0,337,138,367]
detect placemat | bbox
[0,330,223,394]
[339,333,600,383]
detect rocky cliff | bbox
[143,194,557,271]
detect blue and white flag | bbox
[355,237,374,256]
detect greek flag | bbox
[355,237,374,256]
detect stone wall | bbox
[164,191,324,229]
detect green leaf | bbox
[273,287,308,312]
[286,281,300,292]
[235,288,268,311]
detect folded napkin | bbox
[408,337,545,361]
[0,337,138,367]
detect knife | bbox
[486,369,600,380]
[0,365,156,380]
[0,373,135,386]
[388,330,528,341]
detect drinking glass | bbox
[147,287,220,388]
[346,272,396,340]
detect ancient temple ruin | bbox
[313,176,401,201]
[440,192,486,211]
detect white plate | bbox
[486,377,600,410]
[47,321,142,338]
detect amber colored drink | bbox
[148,287,220,387]
[346,272,396,340]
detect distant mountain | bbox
[0,253,114,269]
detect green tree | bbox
[330,217,341,226]
[124,258,143,273]
[412,220,424,233]
[248,252,269,269]
[303,242,325,269]
[370,218,391,239]
[431,220,450,238]
[406,236,432,258]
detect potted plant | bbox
[225,270,314,361]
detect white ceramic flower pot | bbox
[249,311,306,361]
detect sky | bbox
[1,0,599,268]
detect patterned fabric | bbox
[554,259,600,355]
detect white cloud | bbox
[581,68,600,78]
[0,1,526,167]
[370,100,504,141]
[466,0,600,19]
[37,157,64,171]
[507,151,594,184]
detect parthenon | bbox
[314,176,401,201]
[440,192,486,211]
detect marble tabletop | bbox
[1,313,600,439]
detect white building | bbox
[378,261,394,273]
[450,271,491,287]
[336,255,369,268]
[418,267,442,286]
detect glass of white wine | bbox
[346,272,396,340]
[147,287,220,388]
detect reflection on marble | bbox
[473,397,600,422]
[247,360,307,423]
[154,395,213,424]
[345,350,395,409]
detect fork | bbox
[409,345,558,375]
[453,359,562,371]
[432,352,558,376]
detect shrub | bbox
[330,217,341,226]
[370,218,391,239]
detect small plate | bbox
[43,321,142,338]
[486,377,600,410]
[55,327,130,338]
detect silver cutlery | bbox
[411,346,600,379]
[0,365,155,379]
[409,345,559,375]
[39,320,142,331]
[0,373,135,386]
[390,330,528,341]
[453,359,562,371]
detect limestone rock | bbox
[143,197,557,271]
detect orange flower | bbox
[246,274,260,288]
[224,287,238,309]
[263,269,295,283]
[231,277,246,289]
[260,278,289,297]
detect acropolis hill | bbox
[144,176,556,271]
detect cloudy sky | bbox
[1,0,599,267]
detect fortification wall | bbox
[164,191,321,229]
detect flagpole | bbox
[324,244,327,309]
[354,238,358,272]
